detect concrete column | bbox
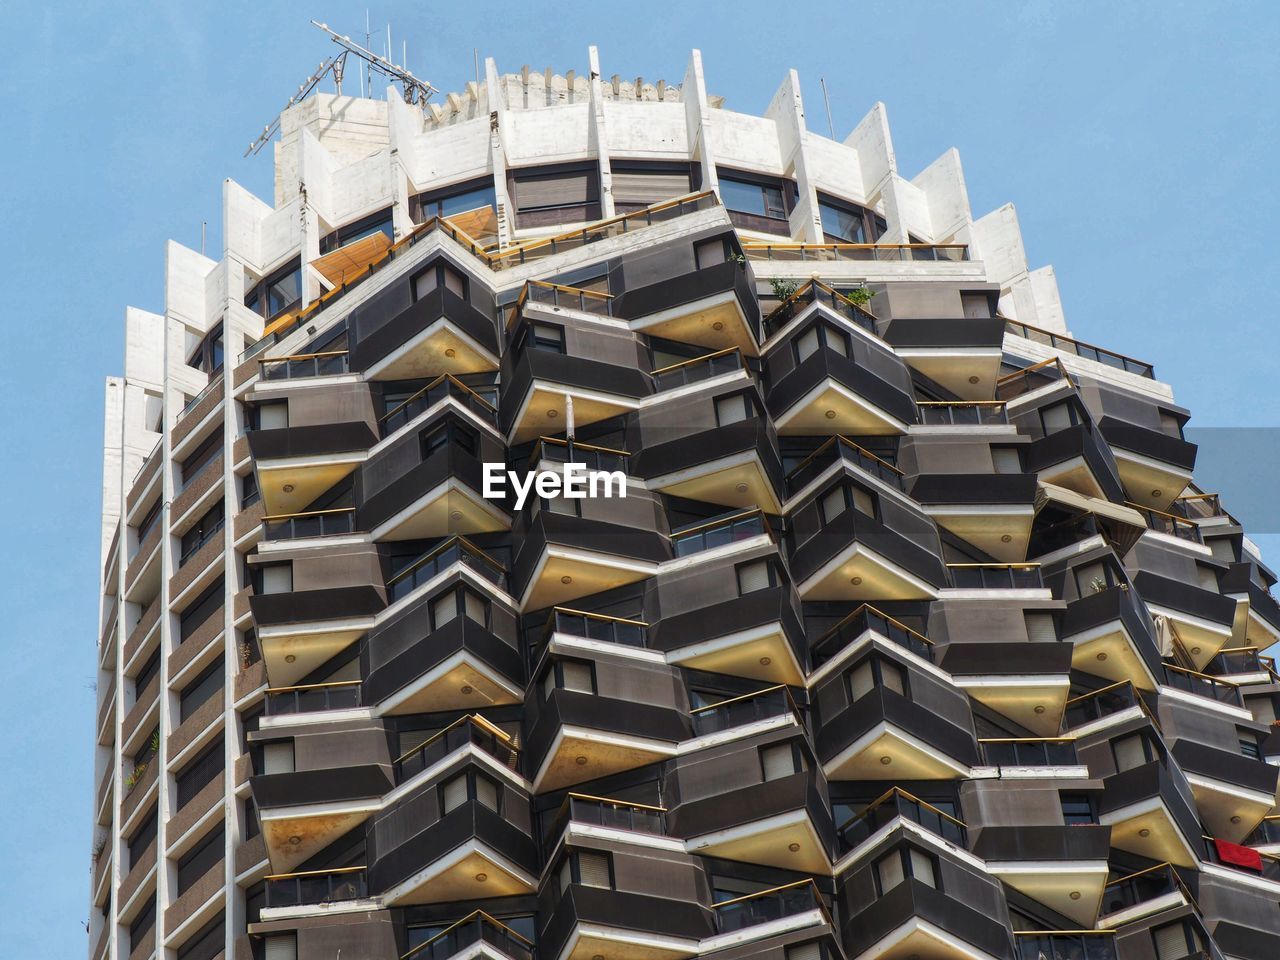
[588,46,615,221]
[683,49,719,196]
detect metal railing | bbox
[1244,815,1280,847]
[507,280,615,329]
[785,436,904,495]
[712,879,830,934]
[690,684,800,736]
[264,866,367,908]
[177,374,224,421]
[260,350,350,381]
[1162,664,1243,706]
[1127,502,1203,543]
[1200,836,1280,881]
[979,738,1078,766]
[1004,318,1154,378]
[394,714,518,783]
[1101,862,1195,916]
[948,563,1043,590]
[995,357,1074,400]
[379,374,499,435]
[671,510,771,558]
[917,401,1009,426]
[265,680,362,716]
[760,278,879,337]
[1065,681,1160,732]
[543,793,666,845]
[1014,931,1116,960]
[811,604,933,666]
[178,520,224,567]
[387,536,507,602]
[529,437,630,473]
[401,911,534,960]
[263,507,357,541]
[836,787,966,853]
[652,347,747,391]
[1205,647,1272,677]
[540,607,647,650]
[743,242,968,263]
[1170,493,1231,523]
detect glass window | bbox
[254,401,289,431]
[257,563,293,596]
[177,912,226,960]
[134,648,162,698]
[179,660,223,723]
[1113,733,1153,773]
[1152,921,1199,960]
[847,656,907,703]
[1239,730,1262,760]
[441,772,468,814]
[262,934,297,960]
[129,897,156,951]
[176,827,224,895]
[176,738,224,808]
[821,486,847,522]
[261,740,294,776]
[463,590,488,626]
[819,201,868,243]
[531,322,566,353]
[577,851,612,888]
[761,742,803,781]
[319,209,393,254]
[875,850,905,892]
[736,560,776,595]
[1060,794,1095,825]
[1040,401,1077,434]
[909,848,937,888]
[179,577,224,642]
[431,591,459,629]
[715,393,753,426]
[796,327,821,362]
[992,447,1022,474]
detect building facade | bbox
[90,46,1280,960]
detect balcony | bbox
[760,279,878,339]
[1004,317,1156,379]
[765,339,918,436]
[637,416,784,513]
[1097,863,1195,927]
[1204,646,1277,684]
[1014,931,1115,960]
[1065,681,1160,733]
[911,473,1038,562]
[1097,417,1197,511]
[845,878,1016,960]
[947,563,1044,591]
[533,607,649,662]
[378,374,500,437]
[251,585,385,688]
[974,825,1112,926]
[917,400,1009,426]
[836,788,968,858]
[652,585,806,685]
[248,421,376,516]
[259,350,350,381]
[1134,571,1236,671]
[1162,665,1243,707]
[1128,502,1203,544]
[1024,422,1126,504]
[784,435,906,498]
[388,536,508,604]
[811,604,935,672]
[1097,761,1201,867]
[538,885,705,960]
[742,241,969,262]
[401,911,534,960]
[1243,815,1280,854]
[394,715,519,784]
[349,284,500,381]
[1221,564,1280,648]
[1060,586,1166,692]
[882,316,1006,399]
[1170,739,1278,841]
[613,259,761,354]
[265,680,362,716]
[978,738,1081,775]
[1199,835,1280,883]
[996,356,1074,401]
[711,880,832,941]
[790,505,945,602]
[264,866,370,913]
[262,507,357,542]
[543,794,667,847]
[690,684,805,738]
[943,642,1073,736]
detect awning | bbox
[311,231,393,286]
[1036,481,1147,556]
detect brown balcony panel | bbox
[234,660,267,703]
[125,522,162,591]
[170,534,225,599]
[169,695,224,759]
[234,355,258,389]
[235,833,267,876]
[127,922,154,960]
[169,772,226,841]
[100,605,119,651]
[173,377,224,448]
[172,452,225,522]
[92,847,111,899]
[164,857,225,931]
[92,920,109,960]
[119,840,156,909]
[125,602,161,666]
[233,585,254,621]
[122,677,160,747]
[234,753,252,788]
[234,499,265,541]
[126,448,161,515]
[95,765,114,823]
[170,614,225,680]
[121,755,159,826]
[104,544,120,596]
[96,679,117,741]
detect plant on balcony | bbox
[1088,576,1108,594]
[124,762,147,794]
[769,278,801,301]
[842,285,876,308]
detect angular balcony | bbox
[710,880,833,945]
[262,507,357,543]
[614,259,761,354]
[258,349,351,382]
[784,436,907,500]
[974,824,1112,926]
[882,316,1006,399]
[760,279,879,340]
[1004,318,1156,378]
[1097,760,1201,867]
[1199,835,1280,883]
[1097,862,1196,928]
[1220,563,1280,649]
[911,473,1038,562]
[542,793,668,848]
[947,563,1044,591]
[1013,931,1115,960]
[1162,665,1244,708]
[263,866,372,915]
[995,356,1075,401]
[400,911,534,960]
[1097,417,1197,511]
[1064,681,1160,734]
[943,641,1073,736]
[538,884,706,960]
[1170,738,1278,842]
[845,877,1017,960]
[917,400,1010,426]
[349,284,501,381]
[1031,484,1148,559]
[1134,571,1236,671]
[675,771,834,873]
[378,374,500,438]
[816,684,978,781]
[251,585,385,689]
[835,788,968,862]
[651,585,806,685]
[810,605,935,680]
[394,715,519,785]
[265,680,363,717]
[1204,646,1277,685]
[636,416,784,514]
[1024,422,1126,504]
[789,506,945,602]
[1243,815,1280,855]
[248,421,376,516]
[977,738,1083,777]
[765,341,918,436]
[1060,586,1165,692]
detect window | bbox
[992,447,1022,474]
[440,769,502,815]
[1039,401,1079,434]
[412,260,468,301]
[179,660,224,723]
[719,173,788,220]
[694,236,731,270]
[176,827,224,895]
[176,738,224,808]
[127,808,158,869]
[177,912,226,960]
[243,797,260,840]
[715,392,756,426]
[511,163,601,223]
[180,429,223,485]
[1060,793,1095,825]
[1073,561,1114,597]
[736,559,780,595]
[819,481,877,524]
[134,648,161,699]
[874,847,938,894]
[244,257,302,320]
[253,562,293,596]
[180,500,225,565]
[1152,920,1202,960]
[557,850,613,892]
[786,942,825,960]
[240,472,260,509]
[1112,733,1156,773]
[530,322,566,354]
[430,586,487,629]
[1024,611,1058,642]
[1195,564,1219,593]
[818,194,886,244]
[420,420,478,460]
[847,656,907,702]
[136,496,162,545]
[179,577,224,642]
[542,659,596,700]
[319,208,393,254]
[761,741,805,781]
[134,724,159,772]
[794,322,849,363]
[1239,729,1262,760]
[611,161,693,210]
[261,740,294,776]
[1158,409,1186,440]
[251,400,289,431]
[260,934,297,960]
[186,323,224,376]
[129,897,156,951]
[412,179,497,224]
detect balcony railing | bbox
[265,680,362,716]
[785,436,905,495]
[387,536,507,602]
[263,507,356,541]
[1170,493,1232,523]
[995,357,1074,400]
[1065,681,1160,731]
[178,520,224,566]
[379,373,499,436]
[1244,815,1280,847]
[1004,318,1155,378]
[713,879,830,934]
[652,348,747,391]
[1127,503,1203,543]
[542,793,666,846]
[260,350,350,381]
[979,738,1078,767]
[177,374,224,422]
[1162,664,1243,707]
[917,401,1009,426]
[265,866,367,908]
[1205,647,1275,677]
[811,603,933,666]
[760,279,879,337]
[530,437,630,473]
[948,563,1043,590]
[539,607,647,652]
[1101,862,1195,917]
[1200,836,1280,882]
[402,911,534,960]
[691,684,800,736]
[1015,931,1116,960]
[742,242,968,263]
[671,510,771,558]
[507,280,615,328]
[394,714,518,783]
[836,787,967,853]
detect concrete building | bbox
[90,46,1280,960]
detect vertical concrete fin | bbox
[683,49,718,196]
[912,148,972,241]
[588,46,615,219]
[846,101,896,198]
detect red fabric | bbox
[1215,838,1263,871]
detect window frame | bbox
[873,845,940,895]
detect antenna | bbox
[819,77,836,139]
[311,20,438,105]
[243,54,348,156]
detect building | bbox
[90,45,1280,960]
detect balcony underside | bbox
[797,542,938,602]
[1111,450,1191,511]
[371,481,510,541]
[895,348,1002,401]
[1145,604,1233,671]
[378,650,524,715]
[365,319,498,381]
[559,926,698,960]
[1099,799,1197,867]
[533,726,678,792]
[520,547,657,611]
[983,861,1107,927]
[261,805,377,874]
[261,624,367,689]
[854,917,1004,960]
[923,505,1035,563]
[684,808,829,873]
[647,454,782,514]
[258,457,364,517]
[509,385,639,444]
[381,839,536,905]
[1185,776,1275,842]
[952,676,1070,737]
[1033,455,1112,503]
[823,723,970,781]
[774,380,910,436]
[665,621,805,686]
[626,293,758,357]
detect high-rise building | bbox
[91,46,1280,960]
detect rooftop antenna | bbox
[819,77,836,139]
[243,53,349,156]
[312,20,438,105]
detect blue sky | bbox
[1,1,1277,954]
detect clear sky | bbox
[1,1,1277,954]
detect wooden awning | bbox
[1036,481,1147,556]
[311,231,393,286]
